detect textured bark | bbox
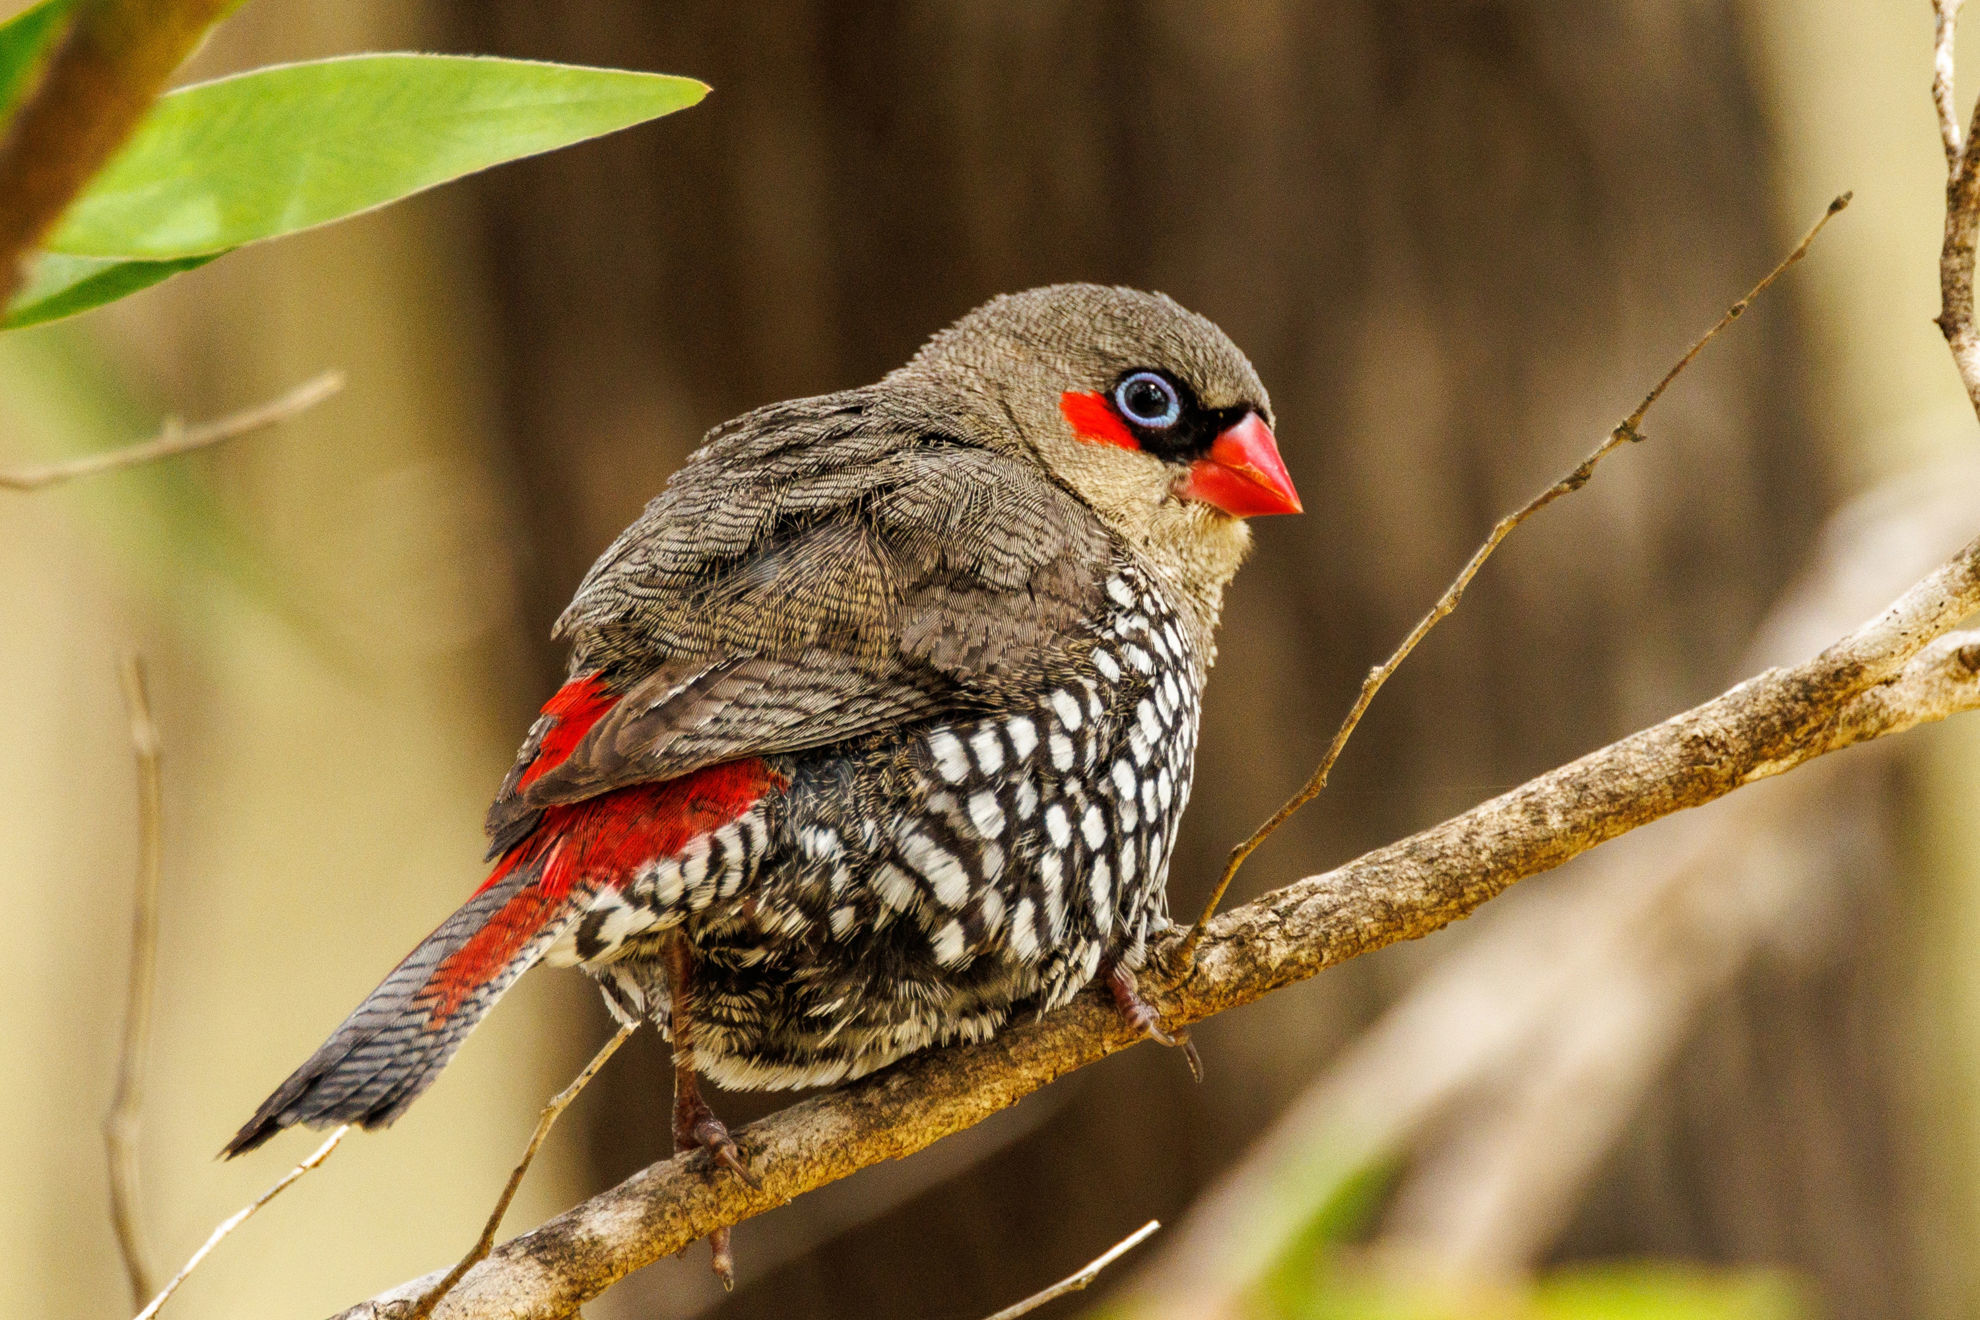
[329,536,1980,1320]
[1938,0,1980,417]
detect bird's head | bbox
[901,284,1298,631]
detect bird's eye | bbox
[1114,371,1182,429]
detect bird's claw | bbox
[688,1114,761,1190]
[675,1100,752,1286]
[709,1228,736,1291]
[1106,964,1204,1082]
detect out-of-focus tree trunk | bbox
[433,2,1904,1317]
[1741,4,1980,1318]
[0,3,594,1316]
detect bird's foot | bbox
[1106,964,1203,1082]
[672,1094,754,1290]
[674,1095,761,1190]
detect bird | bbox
[223,284,1299,1276]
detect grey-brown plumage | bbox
[227,284,1295,1165]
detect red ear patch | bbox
[1059,390,1140,451]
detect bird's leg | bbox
[1105,962,1204,1083]
[661,937,756,1289]
[660,937,755,1183]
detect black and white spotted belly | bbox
[557,561,1204,1089]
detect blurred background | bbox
[4,2,1979,1318]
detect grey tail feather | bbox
[222,862,584,1158]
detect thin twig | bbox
[1938,0,1967,169]
[0,0,236,305]
[406,1024,638,1320]
[0,370,343,491]
[134,1125,349,1320]
[1936,4,1980,417]
[105,652,162,1306]
[1174,191,1852,964]
[980,1220,1160,1320]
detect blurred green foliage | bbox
[1099,1144,1815,1320]
[0,323,302,629]
[0,0,67,121]
[1253,1259,1807,1320]
[1255,1157,1808,1320]
[0,0,710,644]
[2,253,216,330]
[0,7,706,326]
[47,54,707,260]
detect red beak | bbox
[1178,412,1302,518]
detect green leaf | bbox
[47,53,708,259]
[2,251,219,329]
[0,0,73,122]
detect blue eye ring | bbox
[1114,371,1183,429]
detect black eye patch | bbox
[1109,369,1249,462]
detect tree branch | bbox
[0,370,343,491]
[328,532,1980,1320]
[406,1026,636,1320]
[0,0,235,305]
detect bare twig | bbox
[0,0,236,305]
[0,370,343,491]
[406,1025,638,1320]
[105,652,161,1306]
[1175,192,1853,961]
[1935,1,1980,416]
[135,1125,349,1320]
[330,529,1980,1320]
[1938,0,1966,168]
[980,1220,1160,1320]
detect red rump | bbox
[1059,390,1139,451]
[429,675,786,1023]
[435,761,782,1021]
[523,760,784,902]
[519,672,618,789]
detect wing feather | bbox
[490,385,1110,827]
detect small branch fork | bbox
[69,369,335,1315]
[0,370,344,491]
[106,654,162,1307]
[1936,0,1980,416]
[979,1220,1161,1320]
[1175,191,1852,962]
